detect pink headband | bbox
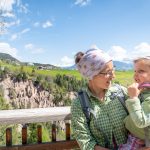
[77,48,112,80]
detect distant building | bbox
[37,66,46,70]
[28,62,34,66]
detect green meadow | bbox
[0,61,134,87]
[114,70,134,87]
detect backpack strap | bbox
[110,84,129,115]
[78,90,96,126]
[78,90,109,147]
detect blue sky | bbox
[0,0,150,66]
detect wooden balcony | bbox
[0,107,79,150]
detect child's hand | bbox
[128,83,141,99]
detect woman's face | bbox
[91,61,115,89]
[134,60,150,84]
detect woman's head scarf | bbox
[76,48,112,80]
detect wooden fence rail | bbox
[0,107,79,150]
[0,107,71,125]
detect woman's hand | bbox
[128,83,140,99]
[94,145,110,150]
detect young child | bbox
[119,56,150,150]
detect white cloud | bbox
[0,42,19,58]
[18,3,28,14]
[33,21,53,29]
[10,34,17,41]
[2,12,15,18]
[0,0,28,17]
[132,42,150,58]
[10,28,30,40]
[25,43,44,54]
[25,43,34,50]
[74,0,91,6]
[32,48,44,54]
[0,0,16,12]
[5,19,20,28]
[49,43,150,66]
[33,22,40,27]
[10,34,18,40]
[106,42,150,62]
[21,28,30,34]
[0,0,29,33]
[42,21,53,28]
[0,0,29,35]
[107,46,127,61]
[58,56,74,67]
[90,44,104,51]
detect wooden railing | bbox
[0,107,79,150]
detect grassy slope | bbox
[114,70,134,87]
[0,61,134,87]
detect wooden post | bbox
[22,124,27,145]
[37,125,42,143]
[52,122,56,142]
[65,122,70,140]
[6,128,12,146]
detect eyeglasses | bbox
[99,68,115,77]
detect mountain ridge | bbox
[0,52,133,70]
[62,61,133,70]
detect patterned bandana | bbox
[76,48,112,80]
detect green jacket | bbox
[124,89,150,140]
[71,84,128,150]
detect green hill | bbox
[0,52,60,69]
[0,53,20,63]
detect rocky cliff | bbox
[0,77,76,109]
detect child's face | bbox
[134,60,150,84]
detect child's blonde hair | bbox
[134,56,150,67]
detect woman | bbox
[71,47,128,150]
